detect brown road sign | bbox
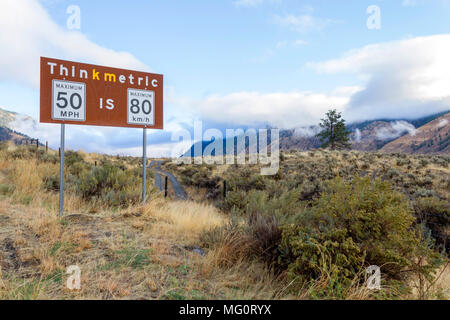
[40,57,163,129]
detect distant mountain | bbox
[181,111,450,157]
[349,121,396,151]
[0,107,35,128]
[409,110,449,128]
[381,112,450,154]
[346,111,448,132]
[0,107,38,145]
[279,128,322,151]
[347,111,449,152]
[0,126,32,145]
[183,128,322,158]
[348,120,417,151]
[183,134,268,158]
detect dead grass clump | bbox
[22,208,62,242]
[203,228,253,268]
[142,200,227,242]
[11,159,42,198]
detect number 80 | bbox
[130,99,152,115]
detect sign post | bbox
[142,128,147,203]
[40,57,163,214]
[59,123,65,216]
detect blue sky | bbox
[0,0,449,156]
[42,0,450,94]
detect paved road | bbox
[148,160,188,200]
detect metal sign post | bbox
[142,128,147,203]
[59,123,65,216]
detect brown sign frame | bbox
[40,57,163,129]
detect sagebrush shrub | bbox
[64,150,84,167]
[247,212,282,267]
[43,172,59,192]
[413,197,449,253]
[278,176,440,290]
[75,161,142,207]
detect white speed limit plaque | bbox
[127,88,155,126]
[52,79,86,121]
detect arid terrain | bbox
[0,142,448,300]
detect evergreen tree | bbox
[316,109,351,150]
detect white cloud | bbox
[294,126,320,138]
[0,0,185,157]
[8,114,190,158]
[353,128,362,142]
[191,35,450,131]
[100,141,192,158]
[0,0,149,88]
[309,34,450,122]
[376,121,417,140]
[273,13,340,33]
[437,118,448,128]
[5,83,197,158]
[193,90,351,129]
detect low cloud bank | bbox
[375,121,417,140]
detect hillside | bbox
[349,121,398,151]
[0,144,448,300]
[182,111,450,157]
[382,113,450,154]
[0,144,281,300]
[0,107,37,144]
[0,107,35,128]
[0,126,32,145]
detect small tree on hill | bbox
[316,109,351,150]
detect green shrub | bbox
[396,158,410,167]
[9,147,32,159]
[278,176,440,293]
[385,168,400,179]
[43,173,59,192]
[413,197,449,253]
[417,176,433,188]
[180,165,221,195]
[419,159,429,168]
[431,156,448,168]
[246,212,282,267]
[0,183,14,195]
[219,190,248,213]
[40,153,59,164]
[75,162,141,207]
[413,188,438,199]
[64,150,84,167]
[246,188,303,220]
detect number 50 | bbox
[56,91,82,109]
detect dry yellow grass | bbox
[11,159,43,196]
[0,195,288,299]
[141,200,227,242]
[0,145,448,300]
[0,147,285,299]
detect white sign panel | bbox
[127,88,155,126]
[52,80,86,121]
